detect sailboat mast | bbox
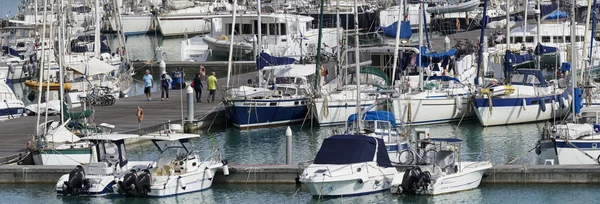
[390,0,405,88]
[353,0,361,131]
[581,0,594,81]
[35,0,49,135]
[570,0,576,122]
[314,0,326,91]
[535,0,541,70]
[257,0,262,88]
[58,1,65,124]
[476,0,489,86]
[94,0,101,57]
[418,0,423,91]
[506,0,510,51]
[226,0,238,89]
[44,1,56,125]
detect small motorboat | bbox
[54,134,153,196]
[426,0,480,14]
[24,80,73,91]
[299,134,397,197]
[389,135,492,195]
[112,127,227,197]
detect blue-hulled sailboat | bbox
[224,53,313,129]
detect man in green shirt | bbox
[207,72,218,103]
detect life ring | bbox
[218,35,228,41]
[136,106,144,123]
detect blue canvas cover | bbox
[534,43,557,55]
[313,134,392,167]
[347,111,397,128]
[546,10,567,19]
[561,62,571,73]
[418,46,457,67]
[256,52,296,70]
[424,76,460,83]
[503,50,534,73]
[540,3,559,19]
[511,69,548,87]
[382,21,413,39]
[2,46,19,57]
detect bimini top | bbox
[313,134,392,167]
[141,133,200,141]
[510,69,547,87]
[347,111,397,128]
[80,134,140,142]
[429,138,463,143]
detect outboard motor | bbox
[135,169,152,197]
[117,170,138,196]
[62,165,90,196]
[398,167,432,194]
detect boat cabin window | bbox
[119,143,127,162]
[275,86,297,96]
[526,74,541,85]
[576,36,584,42]
[565,36,571,43]
[242,24,253,34]
[510,74,525,84]
[514,37,523,43]
[553,36,564,43]
[525,36,534,43]
[542,36,551,43]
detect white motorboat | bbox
[0,80,25,121]
[116,12,154,36]
[200,13,341,60]
[55,134,153,196]
[390,137,492,195]
[472,69,570,126]
[538,107,600,165]
[426,0,480,14]
[299,134,397,197]
[180,35,211,62]
[113,131,227,197]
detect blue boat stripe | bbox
[473,94,567,107]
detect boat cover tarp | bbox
[257,52,295,70]
[313,134,392,167]
[418,46,457,67]
[534,43,557,55]
[561,62,571,73]
[540,3,559,20]
[503,50,534,73]
[2,46,19,57]
[546,10,568,19]
[554,123,595,139]
[262,64,315,78]
[347,111,397,128]
[70,57,116,76]
[361,67,391,86]
[382,21,412,39]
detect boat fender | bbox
[454,96,462,115]
[535,140,542,155]
[222,160,230,176]
[22,64,28,73]
[559,96,566,109]
[177,176,186,190]
[7,64,14,74]
[522,99,526,111]
[358,171,369,184]
[553,99,559,111]
[567,94,572,108]
[539,98,546,112]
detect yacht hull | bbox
[540,139,600,165]
[390,97,474,125]
[473,96,570,126]
[32,149,92,165]
[147,167,218,197]
[313,98,377,127]
[157,15,211,37]
[225,98,309,129]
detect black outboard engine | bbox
[135,169,152,197]
[62,165,90,196]
[398,167,432,194]
[117,170,138,196]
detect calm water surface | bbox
[0,183,597,204]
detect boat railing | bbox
[460,152,489,170]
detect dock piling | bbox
[186,85,194,121]
[159,60,166,75]
[286,126,292,165]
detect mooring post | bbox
[159,59,166,76]
[286,126,292,165]
[186,85,194,121]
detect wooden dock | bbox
[0,72,258,162]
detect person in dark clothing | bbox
[192,73,204,102]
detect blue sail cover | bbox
[546,10,567,19]
[313,134,393,167]
[561,62,571,73]
[418,46,457,67]
[424,76,460,83]
[503,50,534,73]
[347,111,397,128]
[540,3,559,19]
[2,46,19,57]
[382,21,413,39]
[256,52,296,70]
[534,43,557,55]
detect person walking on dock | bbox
[192,73,204,102]
[207,72,218,103]
[143,70,153,101]
[160,71,172,101]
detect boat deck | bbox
[0,72,258,162]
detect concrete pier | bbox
[2,164,600,184]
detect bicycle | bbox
[397,142,439,165]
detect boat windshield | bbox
[152,140,192,155]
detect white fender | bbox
[223,164,230,176]
[553,100,559,111]
[178,176,187,190]
[453,96,463,117]
[522,99,526,111]
[358,170,369,184]
[567,94,573,107]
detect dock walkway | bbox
[0,72,258,162]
